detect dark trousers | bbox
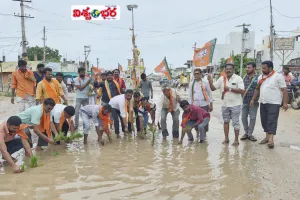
[201,105,210,132]
[39,119,69,146]
[111,108,131,134]
[134,108,141,132]
[5,128,33,155]
[260,103,280,135]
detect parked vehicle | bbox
[287,85,300,110]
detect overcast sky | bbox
[0,0,299,73]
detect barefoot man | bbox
[207,64,245,146]
[0,116,34,173]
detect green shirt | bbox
[17,105,43,125]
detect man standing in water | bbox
[188,68,213,141]
[156,84,181,140]
[34,63,45,86]
[36,68,67,105]
[207,64,244,146]
[73,67,90,130]
[11,60,36,112]
[109,89,134,138]
[250,61,288,148]
[0,116,34,173]
[98,71,121,106]
[140,73,153,100]
[113,69,126,93]
[241,62,259,142]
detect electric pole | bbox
[236,23,251,76]
[42,26,46,63]
[84,45,91,71]
[96,58,99,68]
[269,0,275,62]
[13,0,34,55]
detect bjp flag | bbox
[227,55,234,64]
[154,57,172,80]
[193,38,217,67]
[118,63,123,71]
[92,66,101,75]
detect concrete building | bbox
[212,31,256,65]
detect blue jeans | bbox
[186,118,210,141]
[242,103,259,136]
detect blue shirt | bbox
[34,72,44,86]
[74,77,90,99]
[243,74,258,104]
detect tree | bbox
[219,54,255,76]
[27,46,62,62]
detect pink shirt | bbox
[0,122,16,143]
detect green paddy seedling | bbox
[30,155,39,168]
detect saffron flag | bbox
[92,66,101,75]
[193,38,217,67]
[118,63,123,71]
[154,57,172,80]
[227,55,234,64]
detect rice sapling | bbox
[20,164,25,172]
[30,155,39,168]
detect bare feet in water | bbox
[232,141,239,146]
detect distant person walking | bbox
[140,73,153,100]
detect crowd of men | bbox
[0,59,288,173]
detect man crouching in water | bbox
[0,116,34,173]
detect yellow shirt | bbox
[36,79,63,101]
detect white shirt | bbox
[67,78,72,85]
[80,105,101,126]
[109,94,127,118]
[214,74,244,107]
[155,89,179,123]
[60,81,68,100]
[188,80,213,107]
[258,72,286,105]
[138,102,156,117]
[51,104,66,123]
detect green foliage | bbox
[219,54,255,76]
[30,155,39,168]
[20,164,25,172]
[27,46,62,62]
[54,132,83,143]
[52,152,60,156]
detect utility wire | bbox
[273,8,300,18]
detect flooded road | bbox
[0,85,300,200]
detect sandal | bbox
[259,138,268,144]
[267,143,274,148]
[240,134,248,140]
[248,136,257,142]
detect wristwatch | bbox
[229,87,232,92]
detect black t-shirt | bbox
[94,81,102,89]
[100,81,120,103]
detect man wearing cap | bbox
[155,84,181,140]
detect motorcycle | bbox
[287,84,300,110]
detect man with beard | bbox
[36,68,67,105]
[95,72,107,104]
[240,62,259,142]
[0,116,34,173]
[109,89,134,138]
[250,61,288,148]
[34,63,45,86]
[207,64,245,146]
[98,71,121,106]
[73,67,90,130]
[11,60,36,112]
[56,72,69,102]
[113,69,126,93]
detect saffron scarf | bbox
[168,89,174,112]
[104,80,121,100]
[125,98,134,124]
[39,105,51,138]
[15,124,29,140]
[256,70,275,89]
[59,112,72,131]
[98,107,113,134]
[181,112,191,127]
[114,77,124,88]
[19,69,36,82]
[191,80,209,103]
[221,72,227,100]
[42,79,61,103]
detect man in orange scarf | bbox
[137,97,156,136]
[50,104,75,144]
[80,104,112,145]
[0,116,34,173]
[113,69,126,93]
[16,98,56,151]
[36,67,67,105]
[11,60,36,112]
[250,61,288,148]
[155,84,181,140]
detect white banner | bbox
[71,5,120,21]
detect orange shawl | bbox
[39,105,51,138]
[181,112,191,127]
[125,99,134,123]
[115,77,124,88]
[59,112,72,131]
[19,69,36,82]
[168,89,174,112]
[98,107,113,134]
[16,124,29,140]
[104,80,121,99]
[42,79,61,103]
[257,70,275,89]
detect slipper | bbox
[240,134,248,140]
[259,138,268,144]
[267,143,274,148]
[222,140,230,144]
[248,136,257,142]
